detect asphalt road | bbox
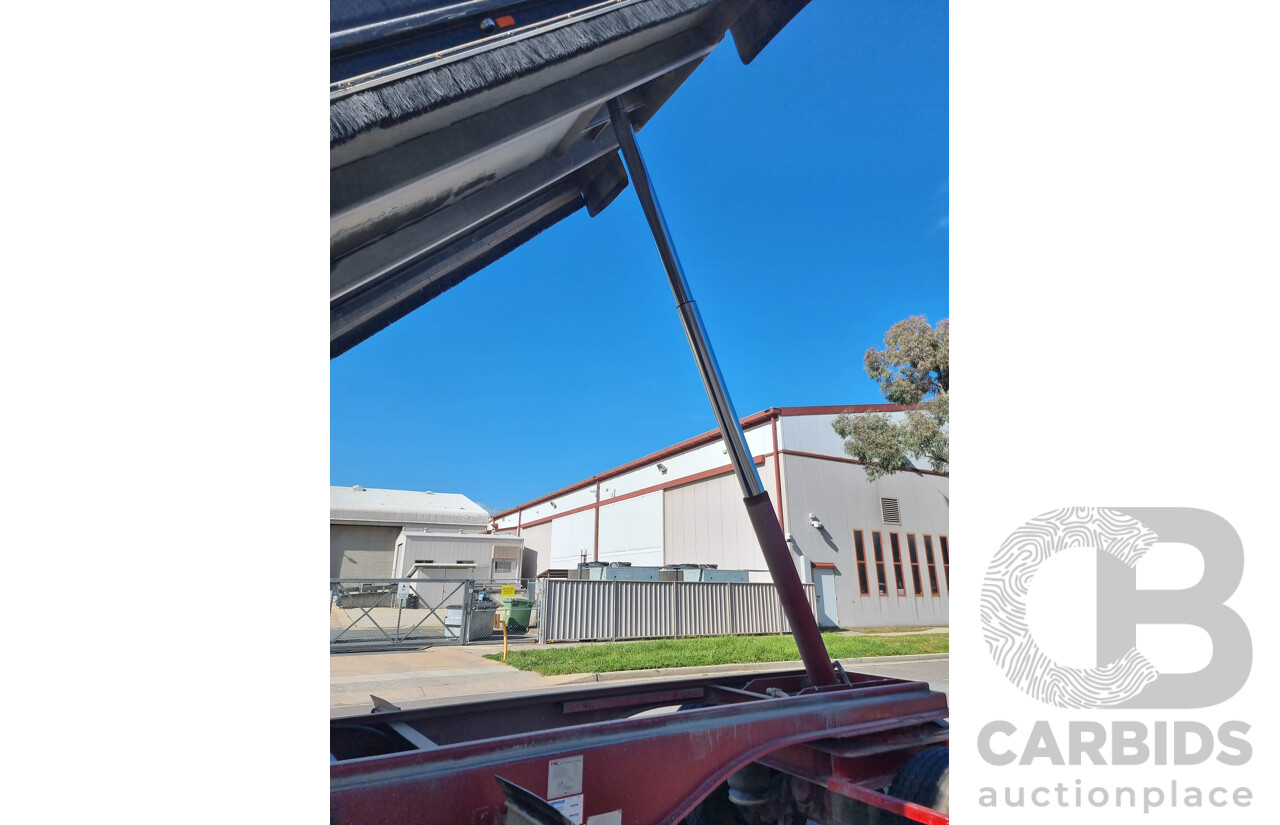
[332,651,949,717]
[846,657,949,698]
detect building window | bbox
[881,497,901,524]
[906,534,924,596]
[871,532,888,595]
[923,535,941,596]
[853,530,870,596]
[939,536,949,588]
[889,533,906,596]
[493,560,513,573]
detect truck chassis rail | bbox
[331,668,948,824]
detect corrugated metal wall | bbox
[330,524,400,578]
[397,534,485,573]
[492,422,777,569]
[663,463,778,570]
[396,533,525,579]
[539,579,817,642]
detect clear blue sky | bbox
[331,1,948,513]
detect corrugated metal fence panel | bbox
[734,583,782,635]
[675,582,733,637]
[540,580,817,642]
[615,581,674,639]
[542,579,614,641]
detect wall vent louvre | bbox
[881,498,901,524]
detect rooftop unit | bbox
[661,564,748,583]
[577,562,661,582]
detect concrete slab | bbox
[331,646,500,676]
[331,645,585,714]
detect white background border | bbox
[4,1,1279,821]
[952,1,1279,821]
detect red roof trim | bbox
[781,449,948,477]
[776,404,906,417]
[812,562,838,569]
[490,405,909,521]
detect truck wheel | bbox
[885,746,948,820]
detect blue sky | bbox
[331,0,948,513]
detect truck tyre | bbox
[885,746,948,820]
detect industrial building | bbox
[330,485,529,581]
[491,406,949,628]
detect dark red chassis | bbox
[331,668,948,824]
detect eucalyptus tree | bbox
[833,316,948,481]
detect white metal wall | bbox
[550,509,595,570]
[516,484,597,529]
[491,422,777,552]
[393,532,524,579]
[781,411,932,471]
[597,424,774,502]
[597,491,663,566]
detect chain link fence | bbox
[471,579,541,638]
[330,578,541,651]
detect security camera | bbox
[808,514,823,530]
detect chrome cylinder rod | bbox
[606,98,760,498]
[608,98,837,688]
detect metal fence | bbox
[538,579,817,643]
[331,578,813,650]
[330,578,540,651]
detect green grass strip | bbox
[486,632,948,676]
